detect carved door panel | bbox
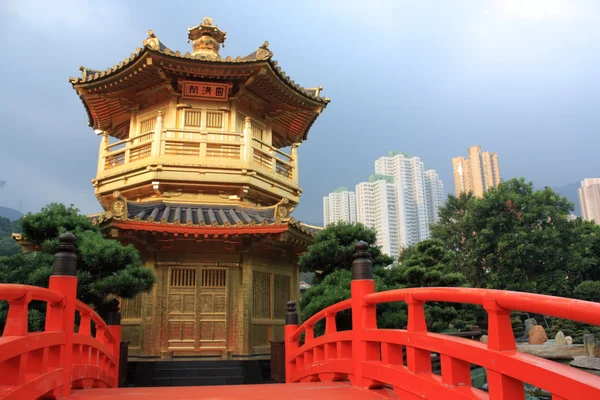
[167,267,198,351]
[198,268,228,349]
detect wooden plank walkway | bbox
[69,382,398,399]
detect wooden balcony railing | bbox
[98,128,296,183]
[284,241,600,399]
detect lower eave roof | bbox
[93,202,319,237]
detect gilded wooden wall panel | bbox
[167,268,197,349]
[251,325,269,347]
[253,271,271,318]
[273,275,290,320]
[121,295,142,319]
[122,325,141,349]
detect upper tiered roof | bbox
[70,18,330,147]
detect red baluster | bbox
[3,290,32,337]
[405,294,431,374]
[484,297,524,399]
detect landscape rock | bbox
[524,318,538,336]
[583,334,596,357]
[555,331,566,345]
[528,325,548,345]
[565,336,573,345]
[570,356,600,372]
[480,335,488,344]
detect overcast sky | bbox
[1,0,599,224]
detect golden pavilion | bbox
[69,18,328,359]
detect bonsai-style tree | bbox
[0,203,155,331]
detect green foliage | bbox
[573,281,600,303]
[388,239,480,332]
[300,269,352,333]
[431,179,600,298]
[299,222,393,283]
[0,203,155,332]
[0,216,21,256]
[21,203,95,245]
[299,268,405,336]
[300,233,476,334]
[429,179,600,338]
[301,179,600,341]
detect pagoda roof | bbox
[70,28,330,145]
[92,200,319,238]
[127,202,278,226]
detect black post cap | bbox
[106,298,121,326]
[51,232,78,276]
[286,300,298,325]
[352,240,373,280]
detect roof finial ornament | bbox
[142,29,160,50]
[256,41,273,61]
[188,17,227,60]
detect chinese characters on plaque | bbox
[181,81,229,101]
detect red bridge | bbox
[1,236,599,399]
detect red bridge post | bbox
[350,241,381,389]
[106,299,122,388]
[284,300,299,383]
[48,232,79,397]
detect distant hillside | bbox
[0,206,23,221]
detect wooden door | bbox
[167,267,198,351]
[198,268,228,350]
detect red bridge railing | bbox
[285,241,600,400]
[0,233,121,400]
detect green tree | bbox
[429,192,477,284]
[299,229,471,334]
[0,203,155,332]
[299,268,405,335]
[299,222,394,283]
[430,179,600,296]
[467,179,573,295]
[429,179,600,341]
[298,223,399,334]
[386,239,479,332]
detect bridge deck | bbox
[69,382,398,399]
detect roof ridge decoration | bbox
[187,17,226,60]
[142,30,160,50]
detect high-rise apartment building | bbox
[424,169,445,227]
[353,152,444,257]
[452,145,501,197]
[374,152,443,248]
[579,178,600,224]
[323,188,357,226]
[356,175,398,257]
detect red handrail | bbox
[365,287,600,326]
[290,299,351,341]
[75,300,116,343]
[0,284,64,305]
[285,243,600,400]
[0,238,122,400]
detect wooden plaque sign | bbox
[181,81,230,101]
